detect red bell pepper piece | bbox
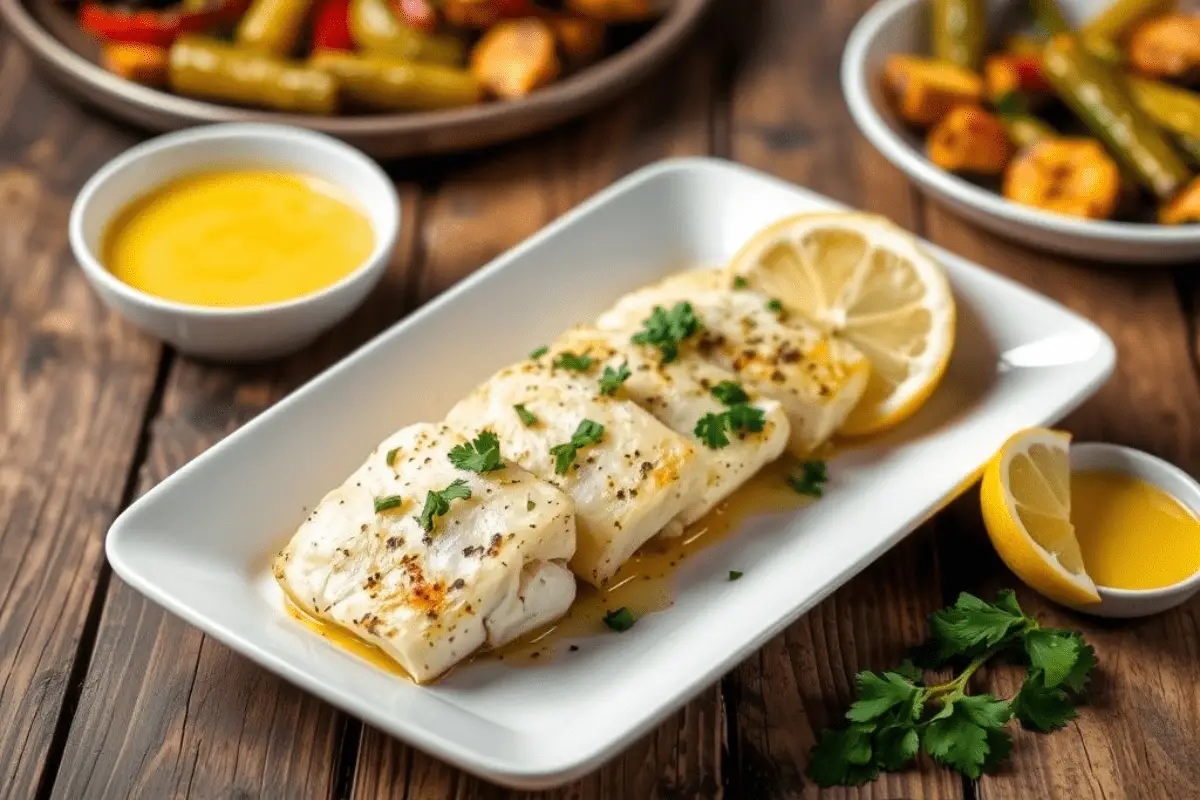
[313,0,355,51]
[79,0,248,48]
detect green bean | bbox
[1083,0,1176,41]
[932,0,985,70]
[311,51,481,111]
[349,0,465,65]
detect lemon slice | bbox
[980,428,1100,606]
[726,213,955,436]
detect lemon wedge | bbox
[726,213,956,436]
[980,428,1100,606]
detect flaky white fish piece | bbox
[274,422,576,683]
[553,326,790,526]
[446,358,705,587]
[596,269,871,455]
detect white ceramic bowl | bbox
[842,0,1200,264]
[1069,443,1200,618]
[70,123,400,361]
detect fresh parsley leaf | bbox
[927,592,1029,662]
[598,362,631,396]
[893,658,924,684]
[549,419,605,474]
[875,725,920,771]
[526,498,535,511]
[415,479,471,533]
[729,570,743,581]
[955,693,1012,729]
[385,448,400,467]
[1012,671,1077,732]
[1060,636,1097,693]
[694,412,730,449]
[766,298,784,313]
[993,588,1024,617]
[726,403,765,433]
[529,345,548,359]
[603,607,636,632]
[631,302,701,363]
[553,351,593,372]
[1024,628,1081,688]
[809,725,881,787]
[847,671,924,723]
[981,726,1013,773]
[513,404,537,427]
[732,276,748,289]
[448,431,504,473]
[787,460,828,496]
[711,380,750,406]
[922,698,994,779]
[374,495,404,513]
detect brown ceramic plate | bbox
[0,0,712,157]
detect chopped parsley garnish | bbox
[729,570,744,581]
[513,404,537,426]
[603,607,637,632]
[529,345,549,359]
[787,460,828,497]
[448,431,504,473]
[526,498,536,511]
[808,591,1094,787]
[415,479,471,533]
[373,495,405,513]
[553,351,593,372]
[766,298,784,314]
[631,302,701,363]
[694,403,766,449]
[598,362,631,396]
[385,448,400,467]
[549,419,605,475]
[732,276,748,289]
[711,380,750,406]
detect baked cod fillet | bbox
[446,359,705,587]
[595,270,871,455]
[553,326,790,525]
[275,423,576,683]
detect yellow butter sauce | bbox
[281,460,813,680]
[102,170,374,307]
[1071,470,1200,591]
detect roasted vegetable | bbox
[985,54,1051,100]
[882,55,984,127]
[393,0,438,33]
[1173,132,1200,165]
[169,35,338,113]
[101,42,170,86]
[927,106,1015,174]
[1042,33,1191,200]
[311,50,482,109]
[1083,0,1178,42]
[1160,175,1200,223]
[236,0,312,55]
[932,0,984,70]
[1129,77,1200,139]
[350,0,465,64]
[1031,0,1072,35]
[470,18,561,99]
[1126,14,1200,82]
[1003,138,1122,220]
[80,0,246,47]
[547,14,606,68]
[998,106,1057,148]
[312,0,354,51]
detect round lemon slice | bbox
[726,213,955,436]
[980,428,1100,606]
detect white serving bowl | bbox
[70,123,400,361]
[1069,443,1200,618]
[842,0,1200,264]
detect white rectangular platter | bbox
[106,158,1115,789]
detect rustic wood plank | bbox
[923,208,1200,799]
[351,21,724,800]
[49,169,423,799]
[720,1,962,797]
[0,38,164,800]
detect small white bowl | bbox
[842,0,1200,264]
[70,123,400,361]
[1068,443,1200,618]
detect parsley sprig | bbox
[809,591,1095,787]
[787,460,828,497]
[631,302,701,363]
[553,351,593,372]
[693,381,766,449]
[598,363,632,396]
[415,479,471,534]
[549,419,605,475]
[448,431,503,473]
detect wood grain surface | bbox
[3,1,1200,798]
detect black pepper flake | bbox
[569,645,579,652]
[451,578,466,590]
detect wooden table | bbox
[3,2,1199,797]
